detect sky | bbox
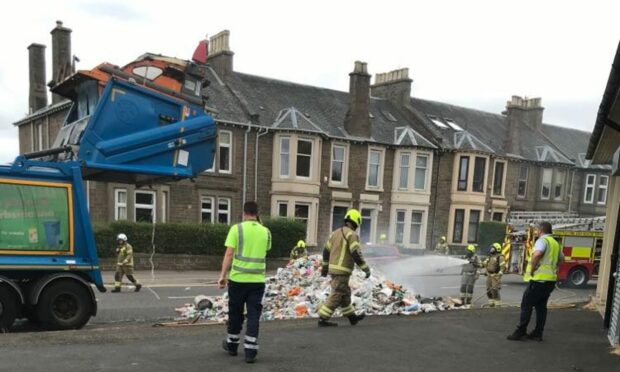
[1,0,619,163]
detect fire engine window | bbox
[563,236,593,250]
[0,181,71,253]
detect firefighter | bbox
[290,240,308,260]
[460,244,482,305]
[111,233,141,293]
[318,209,370,327]
[485,242,506,307]
[435,236,449,255]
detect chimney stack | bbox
[504,95,544,155]
[370,68,413,106]
[207,30,234,79]
[344,61,372,138]
[28,43,47,113]
[50,20,72,103]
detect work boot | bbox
[347,313,366,326]
[134,283,142,292]
[111,287,121,293]
[245,349,257,364]
[506,328,527,341]
[222,340,238,356]
[526,332,543,342]
[318,318,338,327]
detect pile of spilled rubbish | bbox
[174,255,461,323]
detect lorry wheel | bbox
[567,267,588,288]
[0,286,19,332]
[36,281,93,330]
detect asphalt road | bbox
[2,307,617,372]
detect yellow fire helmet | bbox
[344,209,362,227]
[466,244,476,253]
[440,236,447,242]
[492,242,502,253]
[296,240,306,248]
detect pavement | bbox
[1,307,617,371]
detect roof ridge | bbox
[233,71,349,95]
[411,97,506,120]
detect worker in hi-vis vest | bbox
[317,209,370,327]
[218,201,272,364]
[507,221,563,342]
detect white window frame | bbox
[114,189,127,221]
[540,168,552,200]
[597,175,609,205]
[398,152,410,190]
[295,139,313,179]
[277,201,288,218]
[467,209,482,243]
[491,160,506,197]
[201,196,214,223]
[161,191,168,223]
[584,174,596,204]
[217,197,231,224]
[366,148,385,190]
[218,130,232,174]
[330,143,348,185]
[279,137,290,178]
[517,165,529,199]
[134,190,156,223]
[395,209,406,244]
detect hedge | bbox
[477,221,507,256]
[93,218,306,258]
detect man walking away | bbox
[507,222,563,341]
[218,201,271,363]
[111,233,141,293]
[485,243,506,307]
[317,209,370,327]
[460,244,482,305]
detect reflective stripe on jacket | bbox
[524,236,560,282]
[226,221,272,283]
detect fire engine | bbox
[503,225,604,287]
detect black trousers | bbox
[518,281,555,334]
[227,281,265,347]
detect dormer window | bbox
[444,118,464,131]
[428,115,448,129]
[132,66,163,80]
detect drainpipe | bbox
[567,169,575,214]
[255,127,269,200]
[242,125,252,205]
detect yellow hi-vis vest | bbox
[524,236,560,282]
[225,220,272,283]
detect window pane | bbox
[360,208,373,243]
[395,210,405,244]
[295,204,310,236]
[410,211,422,244]
[493,162,504,195]
[280,138,290,177]
[117,190,127,203]
[278,202,287,218]
[201,197,213,223]
[541,169,552,199]
[219,146,230,172]
[600,176,608,186]
[118,206,127,220]
[136,192,154,205]
[468,210,480,243]
[399,153,410,189]
[219,132,231,145]
[492,212,503,222]
[458,156,469,191]
[368,150,381,187]
[218,199,230,224]
[554,170,565,199]
[331,146,345,183]
[472,157,485,192]
[135,208,153,223]
[296,140,312,178]
[415,155,427,190]
[332,206,348,231]
[453,209,465,243]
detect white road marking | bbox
[146,287,161,300]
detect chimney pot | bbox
[207,30,234,79]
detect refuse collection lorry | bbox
[502,225,604,287]
[0,41,217,330]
